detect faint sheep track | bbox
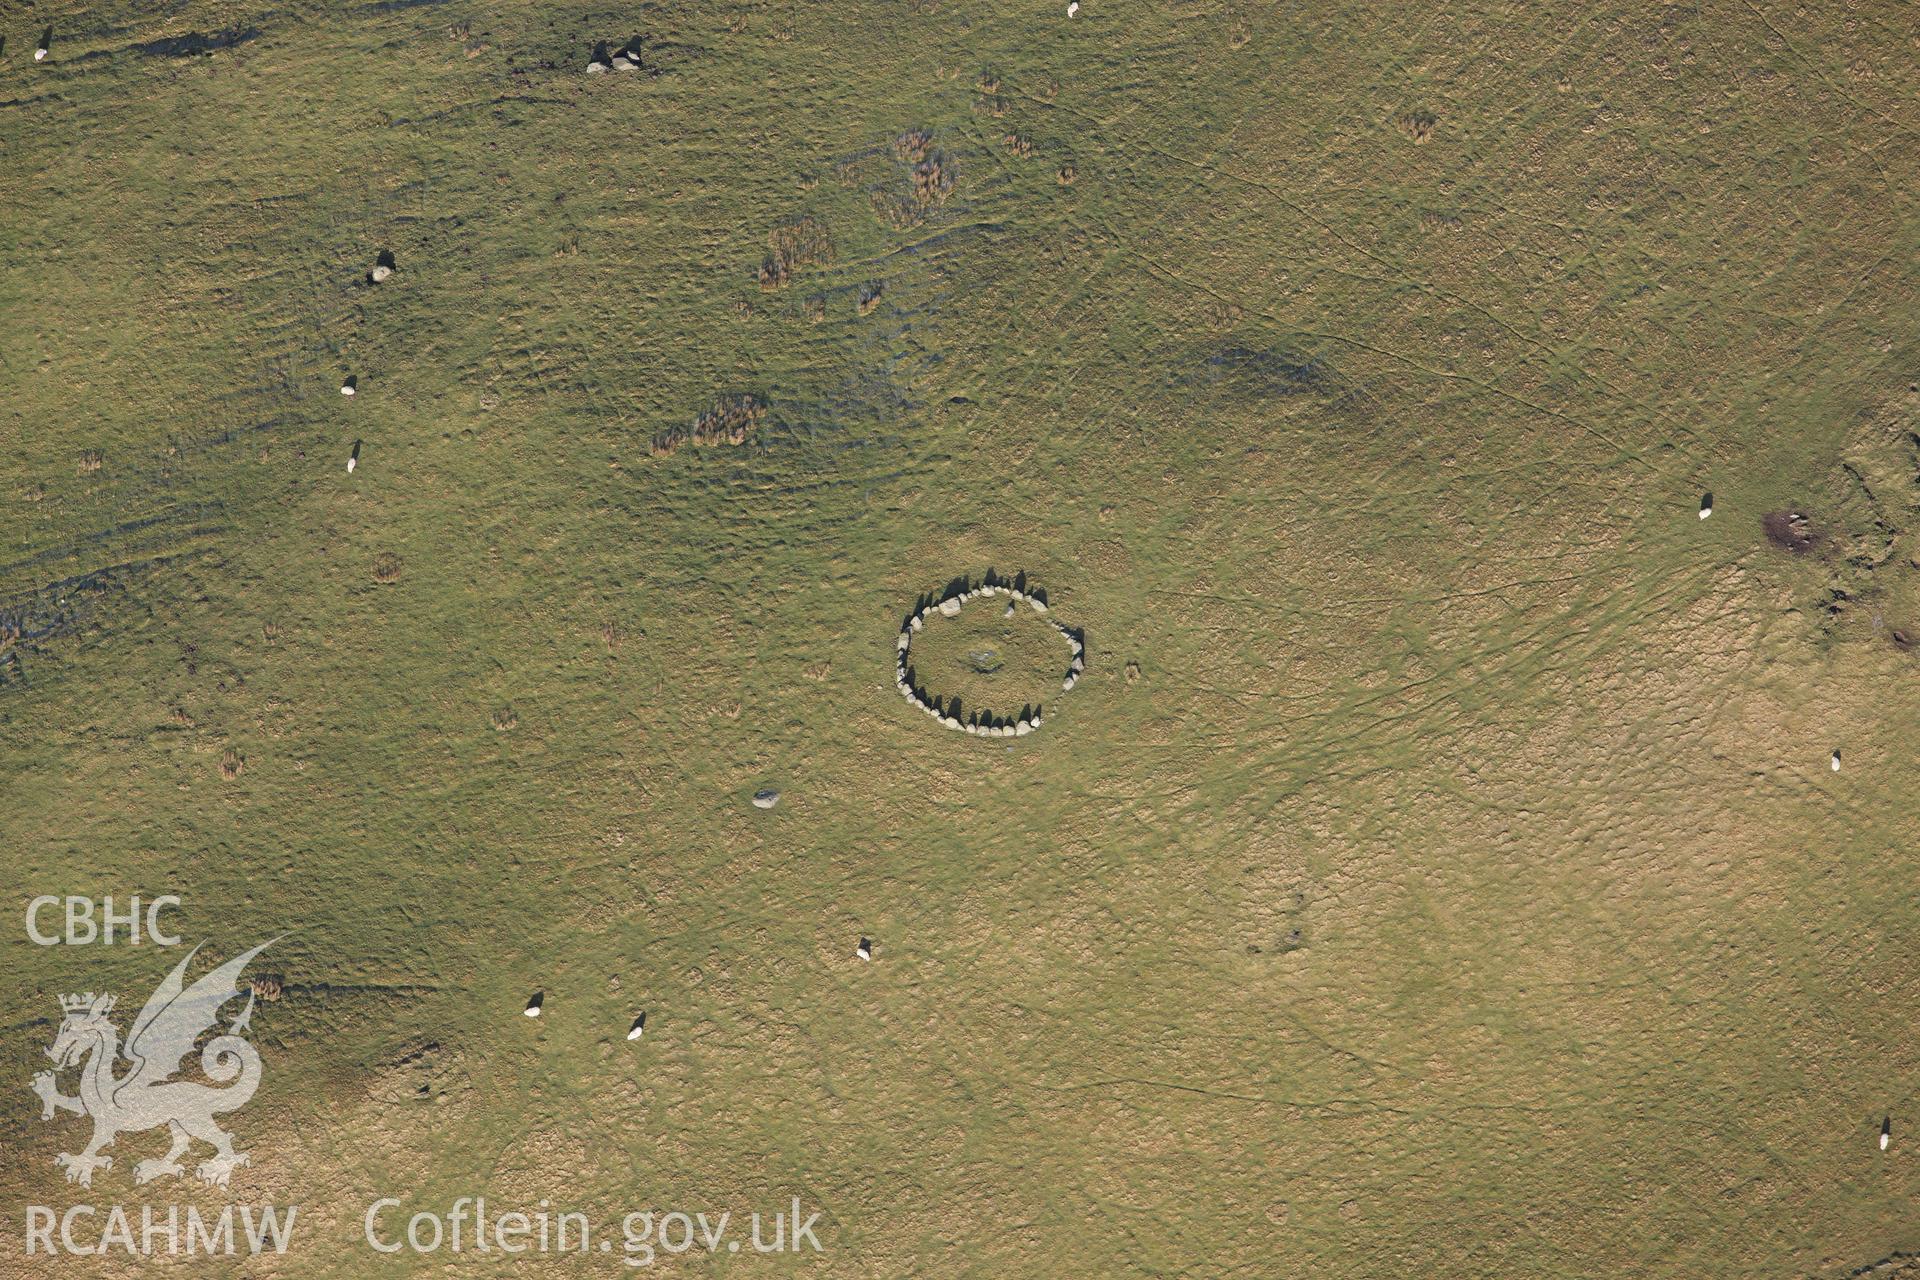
[0,503,231,691]
[1006,71,1734,481]
[1157,550,1738,833]
[676,132,996,504]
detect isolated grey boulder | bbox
[751,789,780,809]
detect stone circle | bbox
[893,571,1084,737]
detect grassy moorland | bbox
[3,1,1919,1275]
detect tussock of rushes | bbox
[1003,134,1035,159]
[250,976,283,1001]
[757,216,833,290]
[1397,111,1436,143]
[871,192,918,230]
[372,553,404,583]
[868,130,956,229]
[220,748,245,780]
[893,129,933,162]
[651,395,766,456]
[974,74,1009,118]
[912,156,954,205]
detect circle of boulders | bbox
[894,571,1084,737]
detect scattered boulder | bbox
[1762,509,1817,554]
[752,788,781,809]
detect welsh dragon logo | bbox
[31,940,275,1188]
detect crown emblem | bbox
[59,992,112,1014]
